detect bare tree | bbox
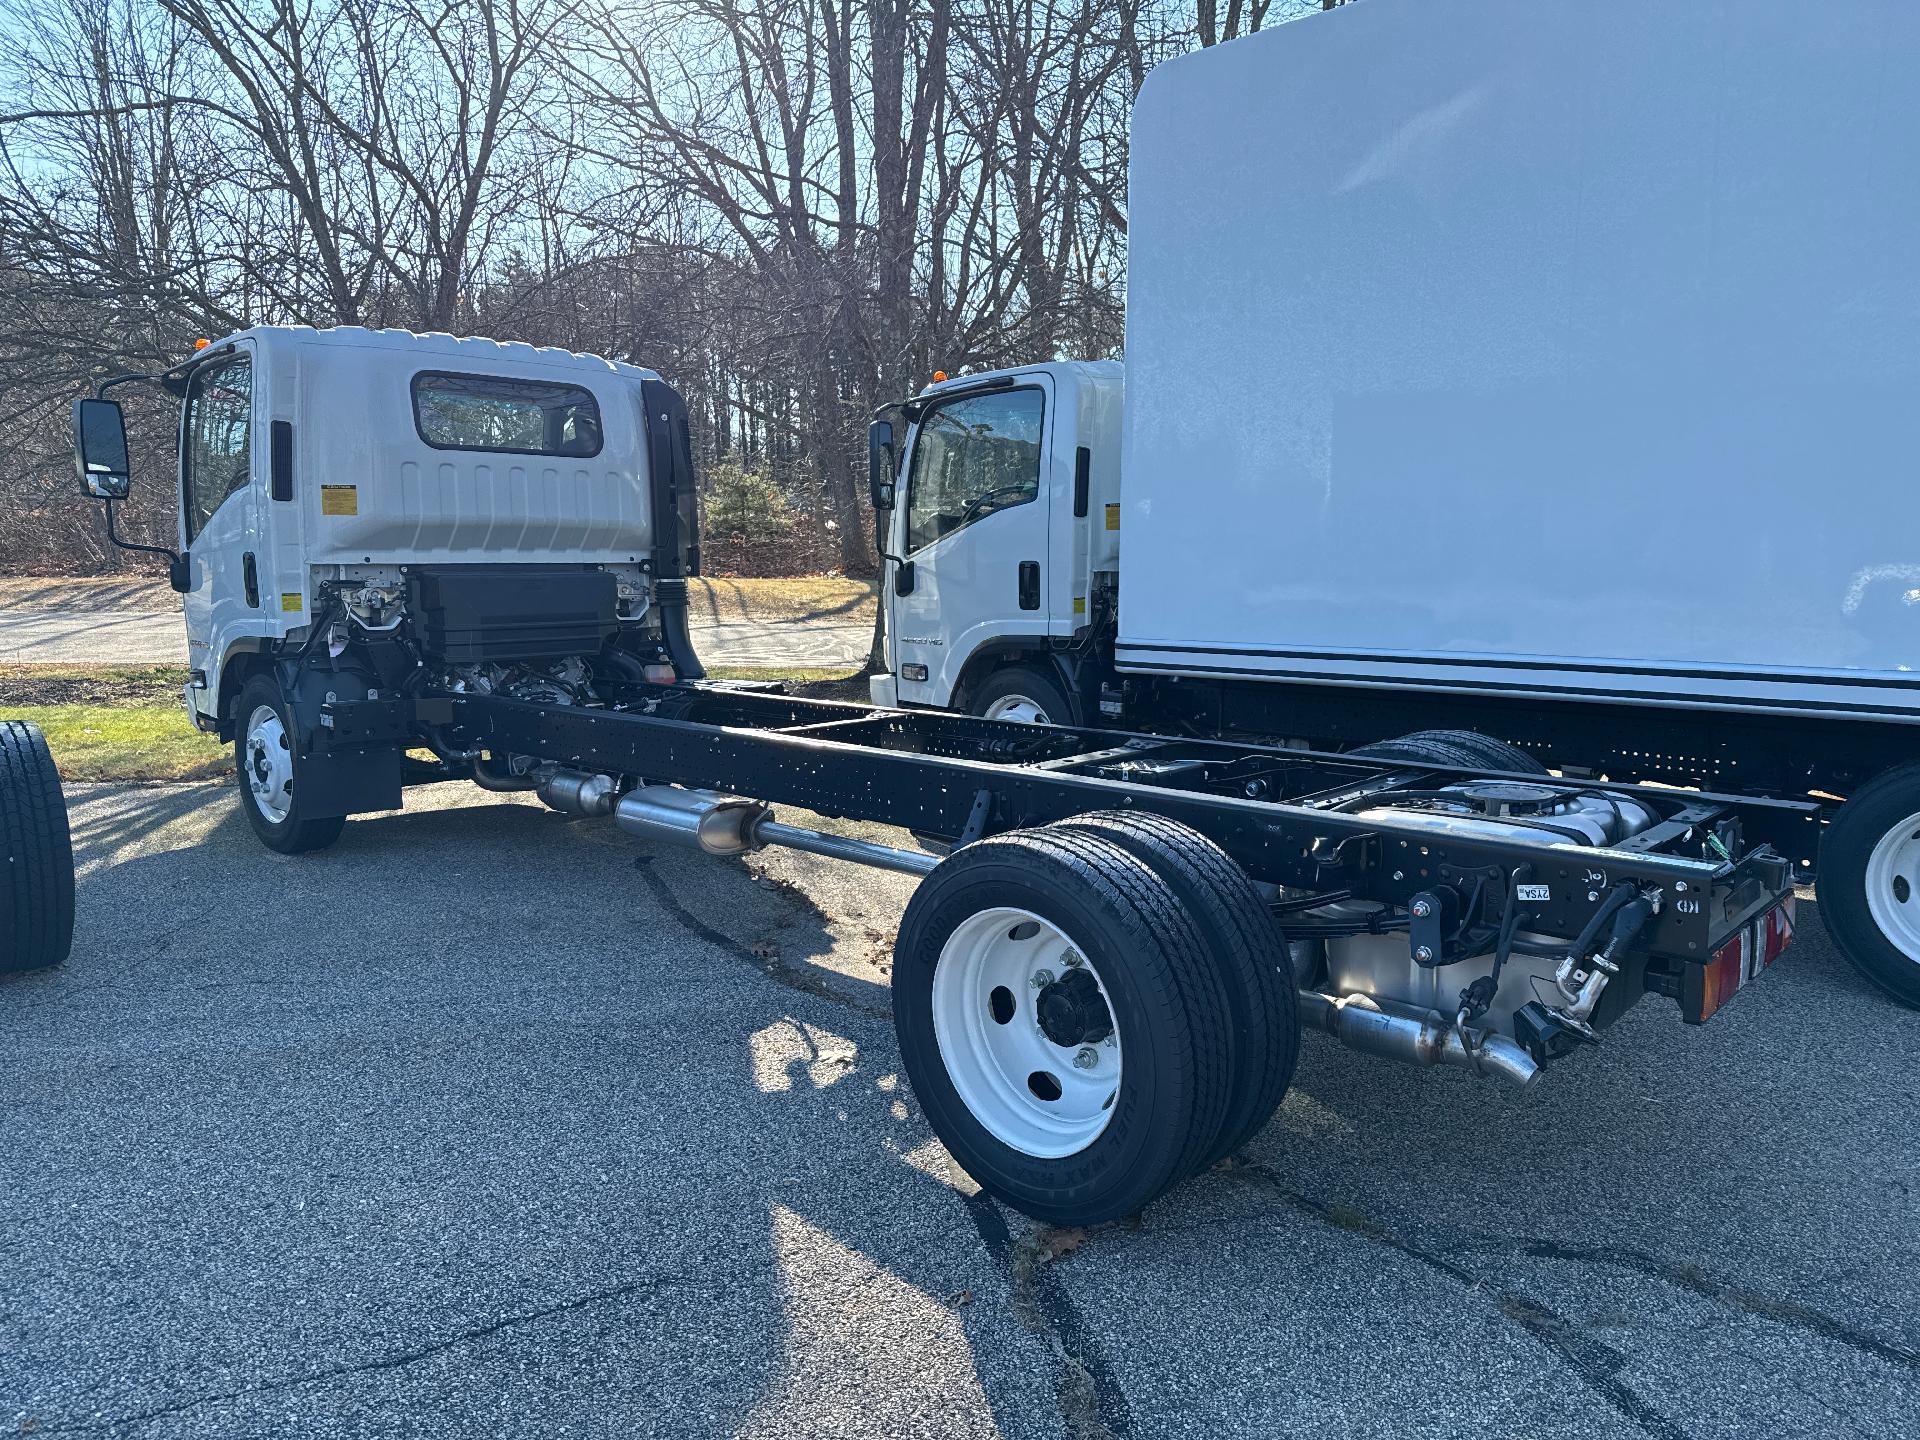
[0,0,1341,575]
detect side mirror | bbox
[867,419,896,510]
[72,397,131,500]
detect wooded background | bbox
[0,0,1342,576]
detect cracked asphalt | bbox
[4,782,1918,1438]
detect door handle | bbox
[242,552,259,608]
[1018,561,1040,610]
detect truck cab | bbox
[869,361,1122,721]
[74,326,699,741]
[71,325,703,852]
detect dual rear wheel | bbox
[892,814,1298,1224]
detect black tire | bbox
[967,664,1073,727]
[1054,811,1300,1163]
[1,720,75,975]
[234,676,346,855]
[893,827,1235,1224]
[1351,728,1549,775]
[1819,762,1920,1008]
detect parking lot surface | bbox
[4,784,1917,1438]
[0,582,871,670]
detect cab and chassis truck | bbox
[864,0,1920,1013]
[69,320,1799,1224]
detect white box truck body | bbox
[866,0,1920,1004]
[1120,0,1920,718]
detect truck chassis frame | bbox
[368,680,1804,983]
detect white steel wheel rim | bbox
[243,703,294,825]
[930,906,1122,1158]
[1865,810,1920,962]
[984,695,1050,725]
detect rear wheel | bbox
[1055,811,1299,1163]
[235,676,345,855]
[1351,728,1549,775]
[1,720,75,975]
[893,827,1234,1223]
[1821,763,1920,1008]
[967,664,1072,727]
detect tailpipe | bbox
[1297,990,1540,1089]
[613,786,938,876]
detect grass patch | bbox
[704,665,864,684]
[0,662,871,782]
[703,665,869,703]
[15,701,226,782]
[0,663,185,707]
[690,575,875,626]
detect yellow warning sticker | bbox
[1104,503,1120,531]
[1073,596,1087,615]
[320,484,358,516]
[281,592,303,613]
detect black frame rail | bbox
[426,681,1807,965]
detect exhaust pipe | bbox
[613,786,939,876]
[1297,990,1540,1089]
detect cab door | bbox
[886,377,1053,708]
[177,345,263,721]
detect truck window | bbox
[905,387,1045,555]
[182,355,253,541]
[411,372,604,458]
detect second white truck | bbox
[865,0,1920,1008]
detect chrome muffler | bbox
[613,785,938,876]
[1297,990,1540,1088]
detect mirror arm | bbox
[102,499,181,568]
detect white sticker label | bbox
[1516,883,1551,903]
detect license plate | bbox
[1687,895,1795,1023]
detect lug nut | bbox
[1030,969,1055,988]
[1073,1047,1099,1070]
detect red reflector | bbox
[643,663,677,684]
[1697,896,1795,1022]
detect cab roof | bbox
[201,325,659,383]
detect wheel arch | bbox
[213,645,275,740]
[952,641,1079,720]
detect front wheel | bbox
[967,664,1072,727]
[234,676,345,855]
[1820,762,1920,1008]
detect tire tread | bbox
[1057,810,1300,1162]
[1,720,75,974]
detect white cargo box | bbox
[1118,0,1920,719]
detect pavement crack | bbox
[629,855,890,1020]
[957,1186,1133,1440]
[1439,1236,1920,1376]
[1230,1162,1689,1440]
[33,1272,705,1434]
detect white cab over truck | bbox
[866,0,1920,1008]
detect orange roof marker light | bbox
[192,338,210,350]
[931,370,947,383]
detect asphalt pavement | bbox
[0,585,870,670]
[3,783,1918,1438]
